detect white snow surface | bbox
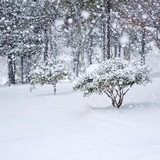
[0,75,160,160]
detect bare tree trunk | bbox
[8,54,15,86]
[87,35,93,65]
[114,45,117,58]
[111,94,124,108]
[141,31,145,65]
[123,46,130,60]
[102,15,107,61]
[44,28,48,62]
[118,41,121,57]
[26,52,31,83]
[74,51,80,77]
[105,88,129,108]
[102,0,111,61]
[49,27,53,58]
[21,56,24,84]
[106,0,111,60]
[50,26,57,59]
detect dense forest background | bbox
[0,0,160,85]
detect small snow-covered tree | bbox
[73,58,151,108]
[30,59,70,94]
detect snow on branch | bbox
[73,58,152,108]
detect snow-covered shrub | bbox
[73,58,151,108]
[30,59,70,94]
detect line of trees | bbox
[0,0,159,84]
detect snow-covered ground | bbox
[0,74,160,160]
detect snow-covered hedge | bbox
[30,59,70,94]
[73,58,151,108]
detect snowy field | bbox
[0,74,160,160]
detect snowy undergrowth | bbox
[0,77,160,160]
